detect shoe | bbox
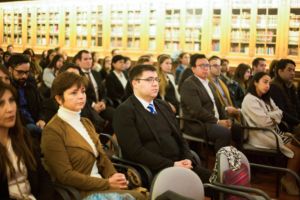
[281,176,300,196]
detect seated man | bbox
[113,65,211,184]
[8,54,46,140]
[180,54,231,152]
[269,59,300,132]
[208,56,240,117]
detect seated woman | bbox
[232,63,251,108]
[0,82,55,200]
[41,54,65,98]
[157,54,180,114]
[242,72,300,196]
[41,72,145,200]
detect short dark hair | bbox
[129,65,157,82]
[221,58,229,65]
[252,57,266,68]
[247,72,271,104]
[112,55,125,64]
[74,50,90,62]
[8,54,30,68]
[51,72,88,99]
[208,55,220,62]
[190,54,206,67]
[275,59,296,77]
[58,62,83,75]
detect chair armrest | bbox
[53,182,81,200]
[53,186,71,200]
[250,163,300,185]
[111,155,153,188]
[212,182,270,200]
[190,150,201,166]
[100,133,122,157]
[203,183,260,200]
[240,126,281,154]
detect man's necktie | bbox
[147,103,157,114]
[85,72,99,101]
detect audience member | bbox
[113,65,211,186]
[8,54,45,140]
[157,54,180,114]
[0,65,10,84]
[232,63,251,108]
[0,82,55,200]
[175,52,190,84]
[42,72,145,200]
[269,59,300,132]
[242,72,300,196]
[92,51,102,72]
[208,56,239,117]
[269,59,278,79]
[100,56,112,80]
[180,53,231,152]
[252,57,266,76]
[106,55,128,107]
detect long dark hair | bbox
[0,82,36,180]
[247,72,271,105]
[233,63,251,88]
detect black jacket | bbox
[113,96,193,174]
[11,80,45,124]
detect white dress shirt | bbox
[196,76,219,119]
[113,70,127,89]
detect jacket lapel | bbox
[130,96,162,146]
[59,117,96,156]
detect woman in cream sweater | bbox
[242,72,300,196]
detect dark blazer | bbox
[270,77,300,130]
[106,71,128,107]
[86,70,107,104]
[11,80,45,123]
[180,75,226,136]
[113,96,193,174]
[0,133,55,200]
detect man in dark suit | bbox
[74,50,115,134]
[269,59,300,132]
[113,65,211,184]
[180,54,231,152]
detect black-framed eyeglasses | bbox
[13,69,30,76]
[210,64,221,68]
[135,77,160,83]
[196,64,210,68]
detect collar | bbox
[81,69,91,74]
[57,106,81,122]
[134,95,154,111]
[195,75,209,85]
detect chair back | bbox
[150,167,204,200]
[218,146,251,183]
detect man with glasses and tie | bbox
[180,54,231,152]
[8,54,46,140]
[113,64,211,184]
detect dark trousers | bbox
[207,124,231,152]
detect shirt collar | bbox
[134,95,154,111]
[195,75,209,85]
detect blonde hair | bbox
[157,54,171,98]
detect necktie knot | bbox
[147,103,156,114]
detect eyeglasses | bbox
[196,64,210,68]
[136,77,160,83]
[210,64,221,68]
[13,69,30,76]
